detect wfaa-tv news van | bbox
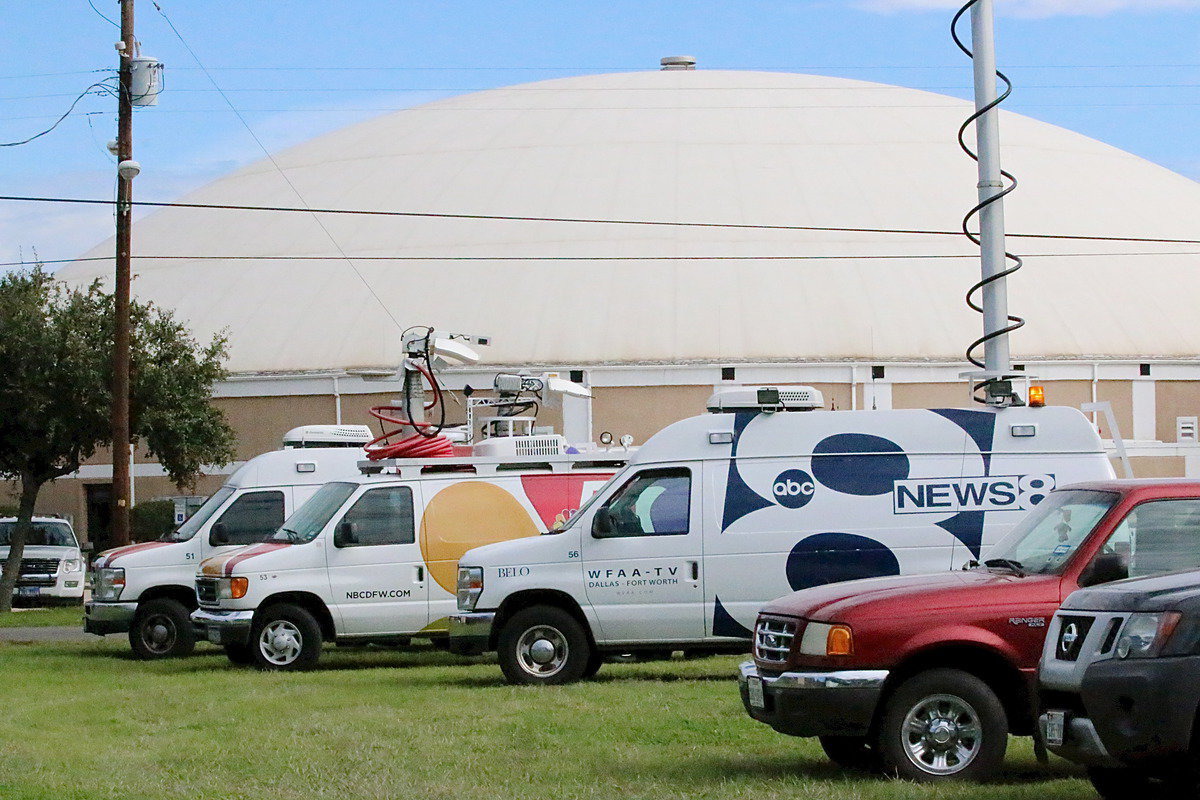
[448,386,1116,684]
[85,425,373,659]
[190,435,626,671]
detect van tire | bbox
[819,736,879,772]
[250,604,322,671]
[224,642,254,665]
[876,669,1008,782]
[583,652,604,679]
[129,598,196,659]
[497,605,592,685]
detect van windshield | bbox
[161,486,234,543]
[272,481,358,544]
[983,489,1118,576]
[0,521,77,548]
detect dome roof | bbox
[61,69,1200,373]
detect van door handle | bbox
[415,565,424,583]
[688,560,699,581]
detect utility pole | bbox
[111,0,137,547]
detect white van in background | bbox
[447,387,1118,684]
[85,425,372,659]
[1,517,86,604]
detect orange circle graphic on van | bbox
[420,482,539,593]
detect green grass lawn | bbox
[0,605,82,627]
[0,639,1094,800]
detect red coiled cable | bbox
[364,361,455,460]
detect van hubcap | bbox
[902,694,983,775]
[516,625,568,677]
[141,614,176,653]
[259,620,303,665]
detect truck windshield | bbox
[0,521,77,548]
[271,481,358,544]
[983,489,1118,576]
[161,486,234,543]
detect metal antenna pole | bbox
[970,0,1012,377]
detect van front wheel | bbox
[251,604,322,671]
[129,598,196,659]
[497,605,592,685]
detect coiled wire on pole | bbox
[952,1,1026,404]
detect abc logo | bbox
[773,469,816,509]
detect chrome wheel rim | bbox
[140,613,176,654]
[258,620,303,666]
[901,693,983,775]
[515,624,568,677]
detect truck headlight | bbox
[1116,612,1182,658]
[457,567,483,612]
[94,568,126,601]
[799,622,854,657]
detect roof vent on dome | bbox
[660,55,697,71]
[707,386,825,414]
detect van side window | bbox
[1093,498,1200,580]
[601,468,691,537]
[341,486,415,546]
[215,490,285,545]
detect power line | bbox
[85,0,120,28]
[2,193,1200,246]
[0,81,114,147]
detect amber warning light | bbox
[1028,386,1046,407]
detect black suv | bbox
[1038,570,1200,798]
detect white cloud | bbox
[858,0,1200,17]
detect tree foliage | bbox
[0,268,236,612]
[131,500,176,543]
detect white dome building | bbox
[41,61,1200,533]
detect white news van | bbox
[189,445,625,670]
[446,387,1117,684]
[85,426,372,658]
[1,516,86,604]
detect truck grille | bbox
[754,617,797,663]
[196,578,219,606]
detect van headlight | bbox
[1116,612,1182,659]
[457,567,483,612]
[94,568,126,601]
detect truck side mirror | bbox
[1080,552,1128,588]
[334,520,359,548]
[591,508,615,539]
[209,522,230,547]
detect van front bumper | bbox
[84,601,138,635]
[191,608,254,647]
[739,661,889,738]
[447,611,495,655]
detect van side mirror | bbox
[591,508,615,539]
[209,522,230,546]
[334,521,359,548]
[1080,552,1128,588]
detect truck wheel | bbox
[224,642,254,665]
[250,604,322,671]
[877,669,1007,782]
[129,598,196,660]
[819,736,879,772]
[497,605,592,685]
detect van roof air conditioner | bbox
[282,425,375,448]
[706,386,825,413]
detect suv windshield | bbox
[983,489,1118,576]
[161,486,234,543]
[0,521,77,548]
[271,482,358,544]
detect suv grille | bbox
[754,617,797,663]
[196,578,219,605]
[19,558,59,575]
[1055,615,1096,662]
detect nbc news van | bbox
[85,426,373,659]
[447,386,1117,684]
[190,445,624,671]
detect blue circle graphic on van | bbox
[786,533,901,590]
[811,433,909,496]
[772,469,816,509]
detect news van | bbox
[85,425,373,659]
[446,387,1118,684]
[190,445,626,670]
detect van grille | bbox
[196,578,219,606]
[754,617,798,663]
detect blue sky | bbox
[1,0,1198,264]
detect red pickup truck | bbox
[739,480,1200,782]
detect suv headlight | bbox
[457,567,483,612]
[61,558,82,574]
[798,621,855,657]
[1116,612,1183,658]
[94,568,126,601]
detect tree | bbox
[0,268,235,613]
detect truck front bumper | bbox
[191,608,254,647]
[447,611,495,655]
[739,661,889,738]
[83,601,138,635]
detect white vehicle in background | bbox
[85,425,372,659]
[0,517,86,604]
[448,386,1118,684]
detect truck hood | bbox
[1062,569,1200,613]
[761,569,1062,623]
[199,542,294,577]
[0,545,78,561]
[459,530,579,568]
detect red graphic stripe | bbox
[222,543,290,576]
[100,541,172,567]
